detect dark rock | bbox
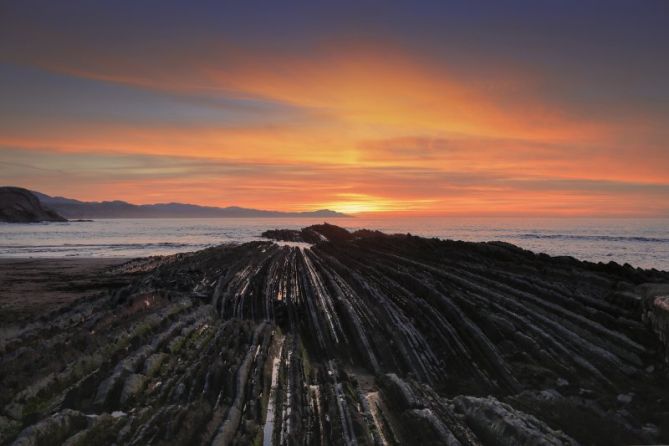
[639,284,669,362]
[2,224,669,445]
[10,409,87,446]
[262,222,379,243]
[0,187,67,223]
[453,395,578,446]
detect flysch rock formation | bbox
[2,224,669,445]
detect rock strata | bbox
[1,225,669,445]
[639,284,669,363]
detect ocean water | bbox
[0,217,668,270]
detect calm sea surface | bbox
[1,217,668,270]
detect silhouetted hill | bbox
[0,187,67,223]
[31,190,347,219]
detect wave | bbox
[0,242,207,256]
[0,242,196,249]
[517,233,669,243]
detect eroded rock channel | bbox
[2,224,669,445]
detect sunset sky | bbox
[1,1,668,216]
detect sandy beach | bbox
[0,257,132,326]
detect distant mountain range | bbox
[31,190,348,219]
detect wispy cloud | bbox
[2,148,667,216]
[1,1,667,215]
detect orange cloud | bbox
[2,40,668,216]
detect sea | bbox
[1,217,668,271]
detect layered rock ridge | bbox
[2,225,669,445]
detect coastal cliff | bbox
[1,225,669,445]
[0,187,66,223]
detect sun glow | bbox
[320,194,437,215]
[329,202,381,214]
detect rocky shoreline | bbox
[1,224,669,445]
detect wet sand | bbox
[0,257,133,325]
